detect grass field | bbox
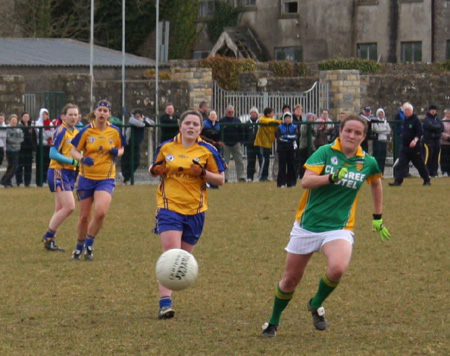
[0,178,448,356]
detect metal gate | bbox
[212,81,329,118]
[23,91,66,119]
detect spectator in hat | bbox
[422,104,444,177]
[276,112,298,188]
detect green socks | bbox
[269,284,295,325]
[310,274,339,309]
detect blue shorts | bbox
[47,168,77,192]
[154,208,205,245]
[76,176,115,201]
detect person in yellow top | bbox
[42,104,80,252]
[254,107,282,181]
[149,109,226,319]
[70,100,126,261]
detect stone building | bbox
[194,0,450,63]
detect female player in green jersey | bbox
[262,114,391,337]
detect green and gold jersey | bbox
[295,138,382,232]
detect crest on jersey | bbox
[166,154,175,162]
[88,136,95,143]
[331,156,338,165]
[109,139,113,145]
[355,160,364,171]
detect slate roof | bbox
[0,38,155,67]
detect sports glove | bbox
[81,156,94,167]
[149,160,166,176]
[329,167,348,183]
[72,159,79,167]
[190,160,206,177]
[109,147,119,157]
[372,218,391,242]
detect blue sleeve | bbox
[50,146,73,165]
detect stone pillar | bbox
[171,67,213,109]
[320,70,361,118]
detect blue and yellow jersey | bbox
[71,121,126,180]
[49,122,79,171]
[295,138,382,232]
[153,134,227,215]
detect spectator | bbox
[276,112,298,188]
[422,104,444,177]
[201,109,222,188]
[201,110,221,149]
[0,113,6,167]
[16,112,35,187]
[254,107,282,181]
[313,118,333,150]
[1,114,24,188]
[298,112,317,179]
[159,103,179,143]
[330,112,347,142]
[35,108,54,187]
[121,110,155,184]
[219,105,245,182]
[371,108,391,175]
[440,108,450,176]
[292,104,303,122]
[292,104,304,178]
[245,107,262,182]
[198,100,210,121]
[360,106,374,152]
[389,102,431,187]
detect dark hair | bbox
[263,107,274,117]
[179,109,203,126]
[340,114,368,134]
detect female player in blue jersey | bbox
[262,114,391,337]
[70,100,125,260]
[149,109,227,319]
[42,104,81,251]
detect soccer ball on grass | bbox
[155,249,198,291]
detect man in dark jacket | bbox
[159,103,179,142]
[219,105,245,182]
[422,104,444,177]
[389,102,431,186]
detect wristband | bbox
[328,174,334,184]
[373,214,382,220]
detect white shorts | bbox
[285,221,354,255]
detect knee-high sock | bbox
[311,274,339,309]
[269,283,295,325]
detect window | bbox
[199,1,215,18]
[447,40,450,60]
[281,1,298,14]
[193,51,210,60]
[357,43,378,61]
[240,0,256,5]
[401,42,422,62]
[274,46,303,62]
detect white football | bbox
[155,249,199,291]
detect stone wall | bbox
[0,75,25,116]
